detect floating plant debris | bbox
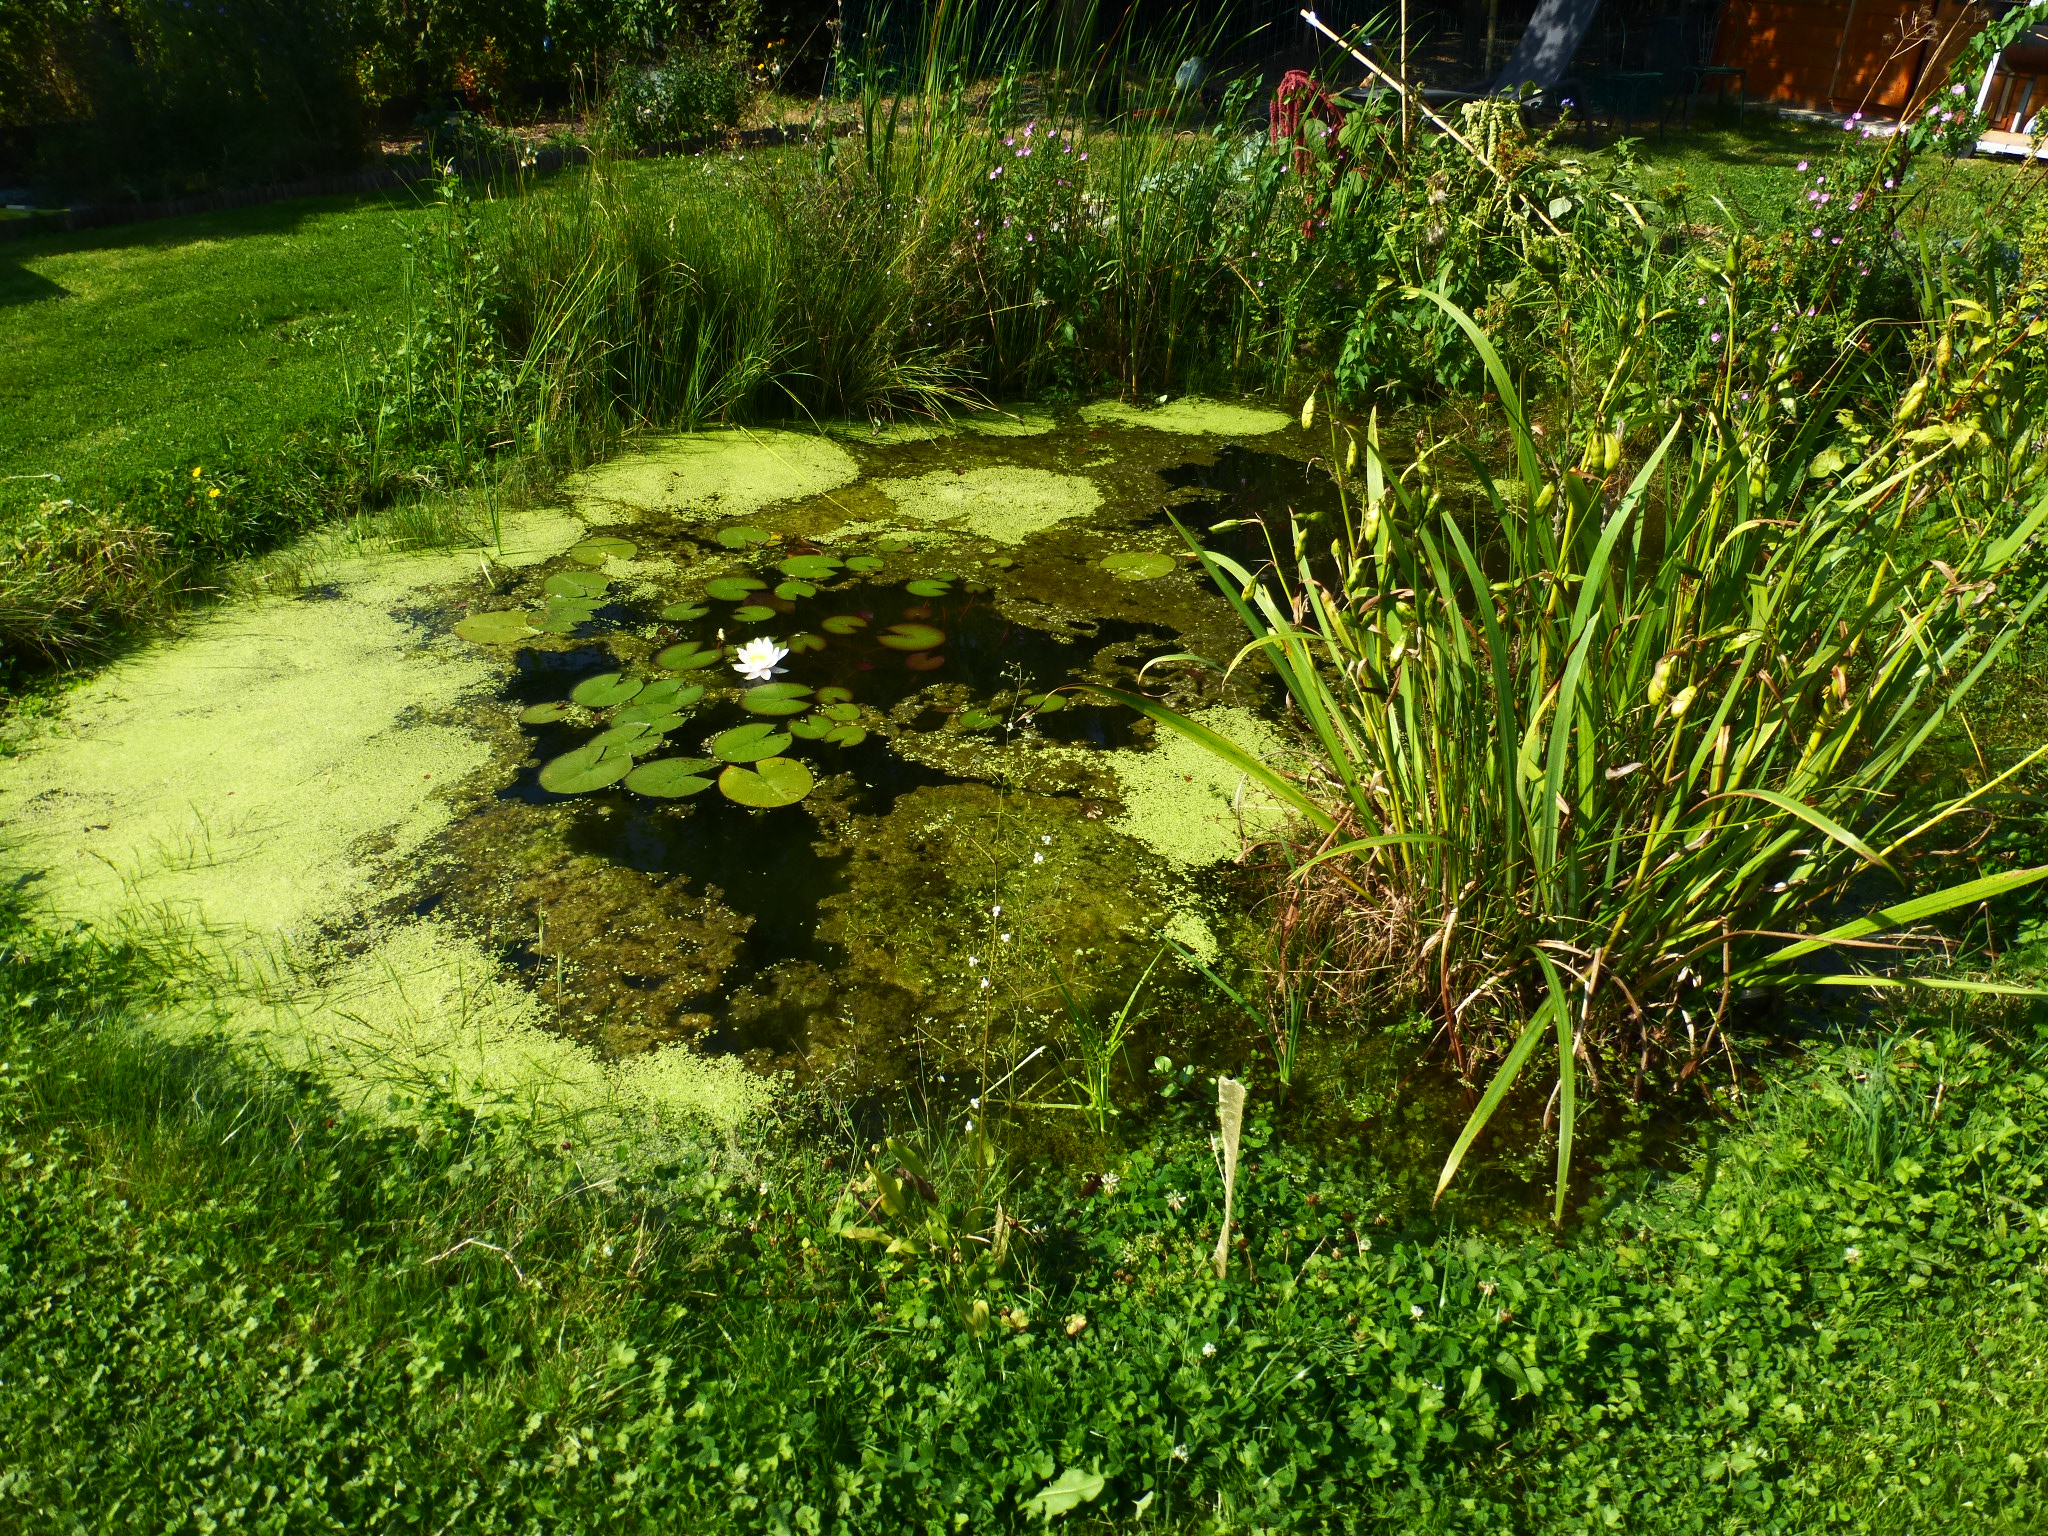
[711,722,792,762]
[569,536,636,564]
[1101,552,1177,581]
[718,756,814,808]
[624,757,718,797]
[455,610,534,644]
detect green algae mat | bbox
[0,398,1350,1132]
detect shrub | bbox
[600,47,753,148]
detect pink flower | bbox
[1797,159,1809,170]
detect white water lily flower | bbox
[732,637,788,682]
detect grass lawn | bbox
[0,191,426,495]
[1594,112,2041,236]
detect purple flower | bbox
[1797,159,1809,171]
[1711,331,1723,343]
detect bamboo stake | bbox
[1298,8,1566,239]
[1212,1077,1247,1279]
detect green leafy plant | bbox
[1105,295,2048,1214]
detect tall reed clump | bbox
[1107,292,2048,1214]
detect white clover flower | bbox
[1411,1305,1426,1319]
[1201,1341,1217,1357]
[1032,852,1044,864]
[732,637,788,682]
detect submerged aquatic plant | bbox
[1110,295,2048,1214]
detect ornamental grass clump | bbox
[1108,293,2048,1214]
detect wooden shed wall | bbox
[1711,0,1984,113]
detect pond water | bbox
[410,403,1334,1114]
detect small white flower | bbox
[1411,1305,1426,1319]
[991,904,1002,916]
[970,1096,980,1109]
[999,932,1012,942]
[1171,1443,1189,1461]
[967,955,979,967]
[1099,1172,1120,1195]
[732,637,788,682]
[1845,1246,1862,1264]
[1032,852,1044,864]
[1166,1190,1185,1212]
[979,977,990,990]
[1041,834,1052,844]
[1201,1341,1217,1357]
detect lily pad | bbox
[958,709,1001,731]
[588,722,655,751]
[612,703,687,730]
[825,725,868,747]
[775,580,818,601]
[538,741,634,794]
[787,716,835,740]
[638,680,704,711]
[1102,551,1177,581]
[845,555,886,572]
[528,612,582,635]
[1023,692,1067,714]
[820,702,861,722]
[743,682,814,716]
[822,615,868,636]
[546,569,610,598]
[905,578,952,597]
[454,610,535,645]
[571,673,644,709]
[717,525,771,548]
[904,652,946,672]
[705,576,768,601]
[785,632,826,654]
[816,686,854,704]
[655,643,722,670]
[876,534,911,551]
[569,536,636,565]
[719,757,814,809]
[879,622,945,652]
[661,601,710,622]
[778,554,842,580]
[519,701,570,724]
[711,722,793,762]
[624,758,717,798]
[732,604,778,623]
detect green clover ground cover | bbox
[4,900,2045,1532]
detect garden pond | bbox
[0,396,1385,1138]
